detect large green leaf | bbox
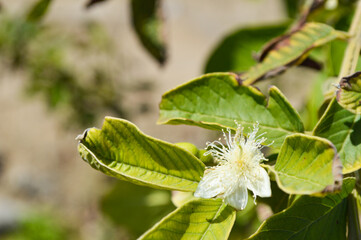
[204,23,289,73]
[77,117,205,191]
[139,199,236,240]
[158,73,304,148]
[313,98,361,173]
[274,133,342,195]
[242,22,348,85]
[336,71,361,114]
[248,178,355,240]
[131,0,166,64]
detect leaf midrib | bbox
[286,199,344,239]
[161,109,299,134]
[199,203,228,240]
[81,143,199,190]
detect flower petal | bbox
[224,183,248,210]
[194,168,226,199]
[246,166,271,198]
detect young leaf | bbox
[313,98,361,174]
[204,23,289,73]
[175,142,213,164]
[26,0,52,23]
[242,22,348,85]
[274,133,342,195]
[336,71,361,114]
[248,178,355,240]
[139,199,236,240]
[131,0,167,64]
[158,73,304,148]
[77,117,205,192]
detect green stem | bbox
[338,0,361,78]
[287,194,296,207]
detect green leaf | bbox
[158,73,304,148]
[313,98,361,173]
[77,117,205,191]
[274,133,342,195]
[248,178,355,240]
[131,0,166,64]
[204,23,289,73]
[139,199,236,240]
[336,71,361,114]
[242,22,348,85]
[26,0,52,23]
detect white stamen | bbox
[194,122,272,210]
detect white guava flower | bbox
[194,122,271,210]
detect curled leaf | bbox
[242,22,348,85]
[77,117,205,192]
[336,71,361,114]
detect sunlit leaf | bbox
[336,71,361,114]
[314,98,361,173]
[158,73,304,148]
[131,0,166,64]
[26,0,52,22]
[77,117,205,191]
[242,22,348,85]
[274,133,342,195]
[204,23,289,73]
[139,199,236,240]
[248,178,355,240]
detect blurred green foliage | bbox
[204,23,289,73]
[26,0,52,23]
[131,0,166,64]
[0,1,125,127]
[3,213,74,240]
[101,180,175,238]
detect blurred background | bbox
[0,0,349,239]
